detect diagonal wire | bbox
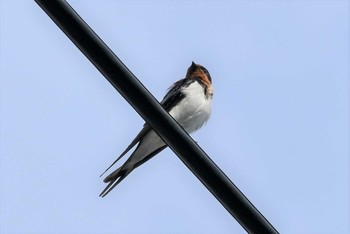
[34,0,279,233]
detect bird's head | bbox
[186,61,212,85]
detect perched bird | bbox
[100,61,213,197]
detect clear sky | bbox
[0,1,348,233]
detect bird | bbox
[99,61,213,197]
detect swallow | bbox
[100,61,213,197]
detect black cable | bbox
[34,0,279,233]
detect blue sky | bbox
[0,1,348,233]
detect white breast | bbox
[169,81,212,134]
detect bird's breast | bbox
[169,81,212,134]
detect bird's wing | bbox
[100,78,195,178]
[161,78,195,112]
[99,124,152,177]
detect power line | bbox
[35,1,279,233]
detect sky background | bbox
[0,1,348,234]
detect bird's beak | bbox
[190,61,197,69]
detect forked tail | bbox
[99,165,133,197]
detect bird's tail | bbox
[99,163,133,197]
